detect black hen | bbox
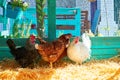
[6,35,40,68]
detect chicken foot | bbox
[50,62,53,69]
[75,62,82,65]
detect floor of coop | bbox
[0,56,120,80]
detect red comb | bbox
[30,34,35,39]
[30,35,36,44]
[75,37,79,44]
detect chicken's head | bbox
[73,37,80,44]
[58,33,72,42]
[58,33,72,47]
[30,34,36,44]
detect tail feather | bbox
[82,33,91,59]
[81,33,91,51]
[6,39,16,51]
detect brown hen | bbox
[35,33,72,68]
[6,35,40,68]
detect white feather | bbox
[82,33,91,55]
[67,33,91,64]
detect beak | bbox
[74,37,79,44]
[35,44,39,49]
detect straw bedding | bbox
[0,57,120,80]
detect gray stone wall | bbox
[98,0,118,36]
[25,0,76,8]
[76,0,91,20]
[56,0,76,8]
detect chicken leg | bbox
[50,62,53,69]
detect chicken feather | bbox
[6,35,40,68]
[67,33,91,65]
[35,33,72,68]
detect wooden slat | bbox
[48,0,56,41]
[91,37,120,48]
[91,48,119,55]
[81,11,90,33]
[45,15,75,19]
[91,54,117,60]
[56,25,75,30]
[81,11,88,20]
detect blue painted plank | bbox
[44,8,81,37]
[91,9,100,33]
[90,1,97,24]
[47,20,78,25]
[23,8,37,24]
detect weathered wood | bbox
[56,25,75,30]
[48,0,56,41]
[44,8,81,37]
[0,37,120,60]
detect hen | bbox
[35,33,72,68]
[6,35,40,68]
[67,33,91,65]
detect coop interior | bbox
[0,0,120,80]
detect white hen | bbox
[67,33,91,64]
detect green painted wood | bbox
[90,37,120,48]
[91,48,120,55]
[90,37,120,59]
[0,38,27,47]
[0,47,13,60]
[0,0,6,7]
[44,8,79,15]
[0,38,28,60]
[48,0,56,41]
[91,54,117,60]
[0,16,7,23]
[0,37,120,60]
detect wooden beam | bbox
[48,0,56,41]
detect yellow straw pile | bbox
[0,57,120,80]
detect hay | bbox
[0,57,120,80]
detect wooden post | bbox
[48,0,56,41]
